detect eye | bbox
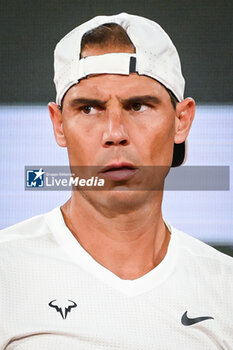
[131,103,148,112]
[81,106,96,114]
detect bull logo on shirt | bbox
[48,299,77,319]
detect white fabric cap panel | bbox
[54,12,185,105]
[73,53,137,79]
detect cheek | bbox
[62,117,99,163]
[134,112,175,162]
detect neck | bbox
[61,191,170,280]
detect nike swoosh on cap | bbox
[181,311,214,326]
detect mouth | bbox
[100,162,138,181]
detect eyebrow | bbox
[69,95,161,109]
[120,95,161,106]
[69,98,107,108]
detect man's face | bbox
[61,73,176,170]
[49,46,194,211]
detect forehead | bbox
[64,73,169,102]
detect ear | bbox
[48,102,67,147]
[174,97,195,144]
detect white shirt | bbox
[0,207,232,349]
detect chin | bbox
[89,189,154,215]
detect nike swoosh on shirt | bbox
[181,311,214,326]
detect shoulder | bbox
[168,222,233,275]
[0,208,59,247]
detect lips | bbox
[100,162,138,181]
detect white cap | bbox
[53,12,186,166]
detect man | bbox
[0,13,232,349]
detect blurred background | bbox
[0,0,232,255]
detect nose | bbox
[102,109,130,147]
